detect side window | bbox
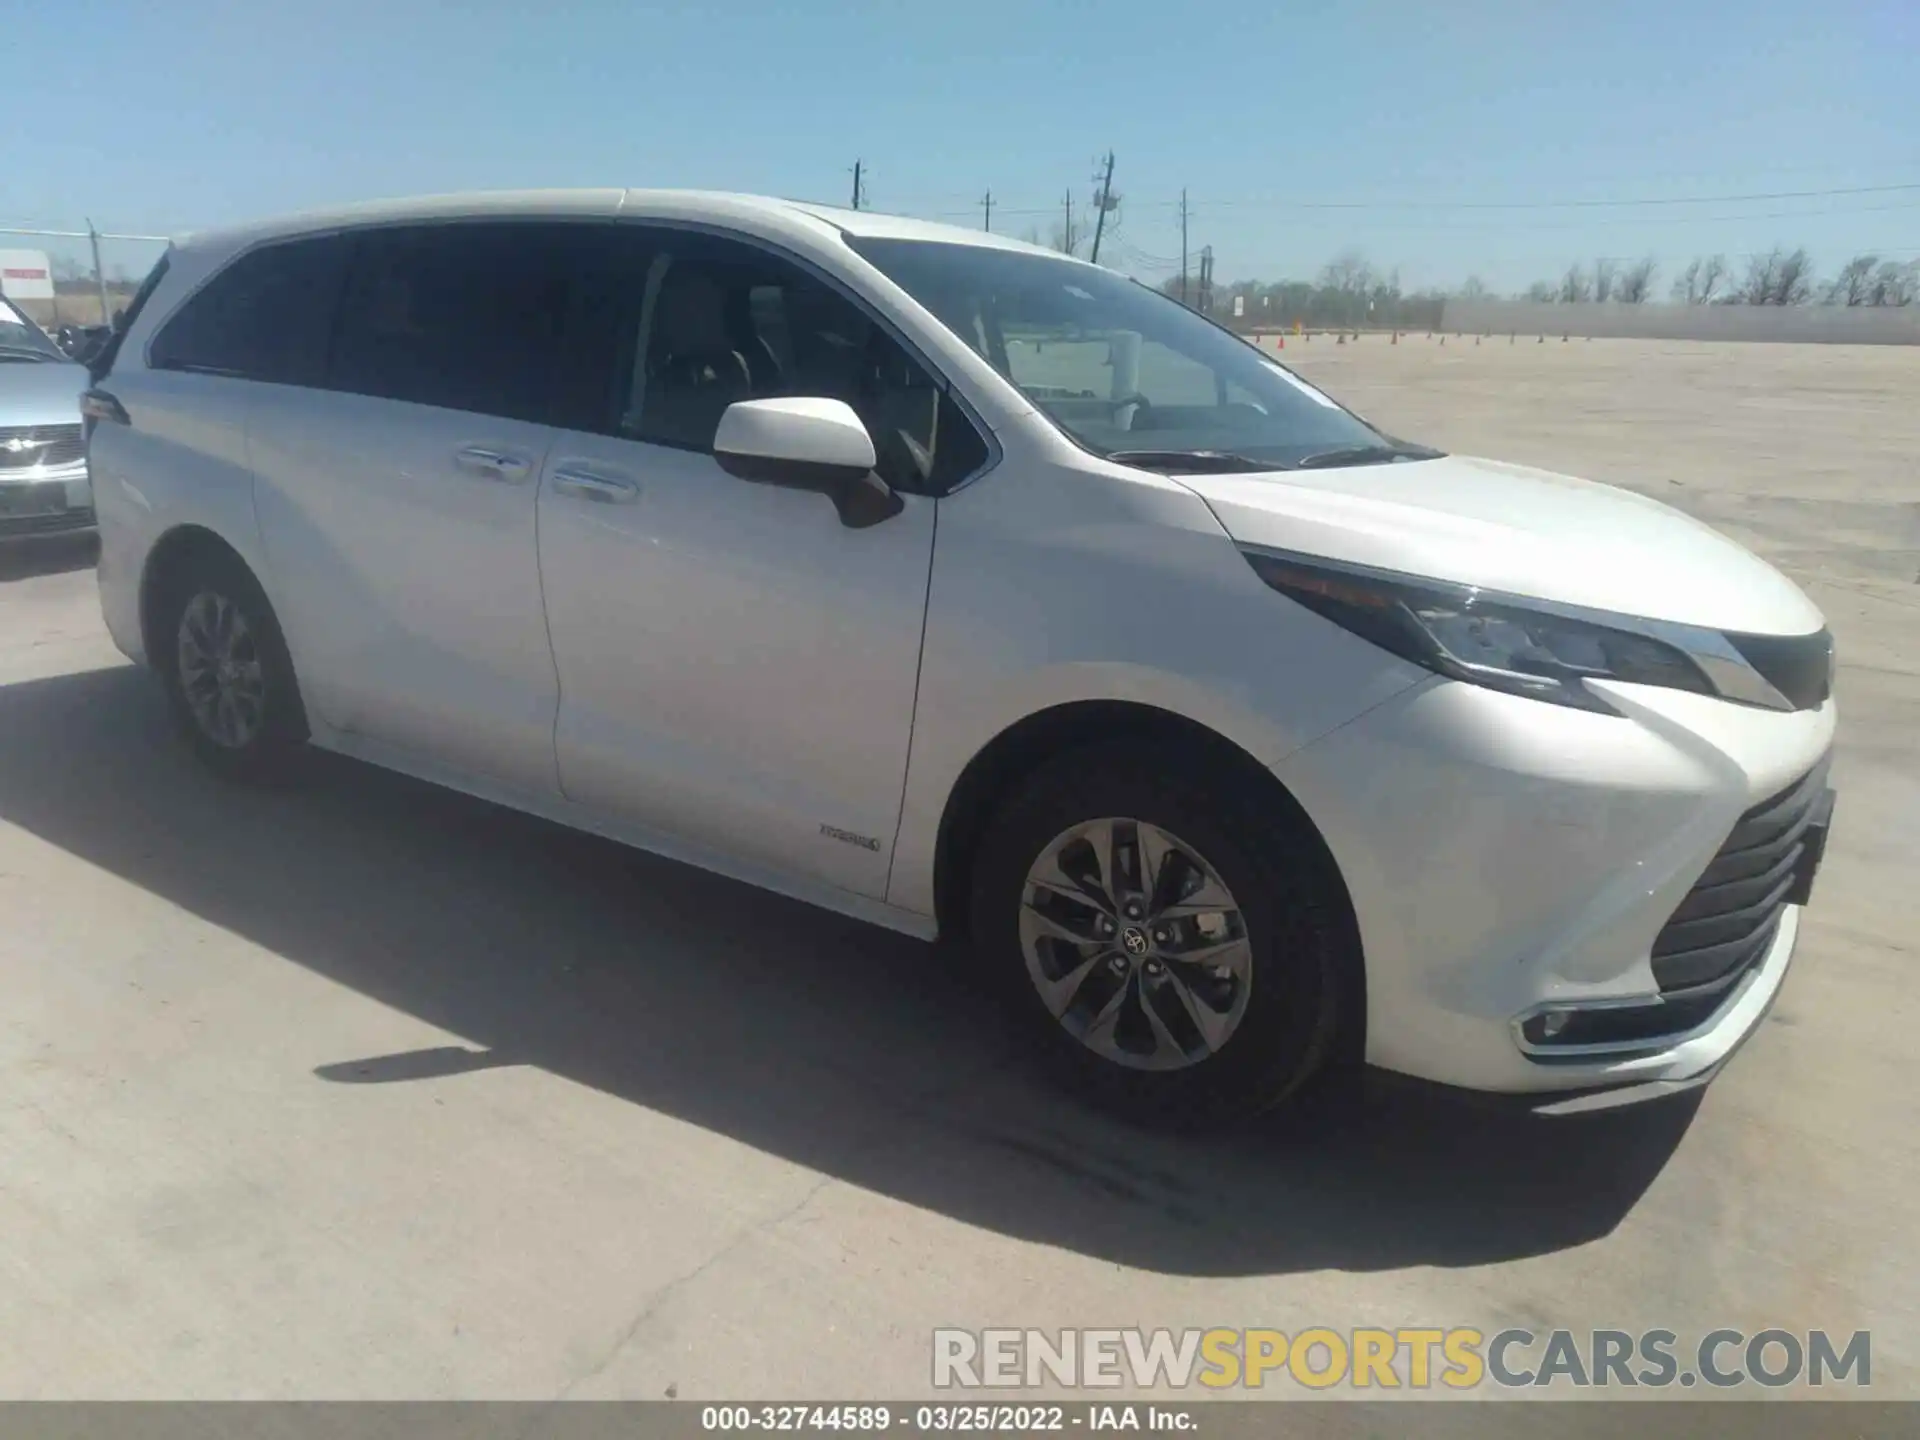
[148,237,344,384]
[327,223,582,424]
[612,231,988,493]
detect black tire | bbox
[969,741,1357,1129]
[154,549,308,784]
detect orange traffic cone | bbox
[1277,336,1285,349]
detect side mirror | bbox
[713,397,904,529]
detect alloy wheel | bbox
[1018,817,1253,1071]
[176,589,267,750]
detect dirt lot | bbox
[0,339,1914,1406]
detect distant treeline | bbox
[1157,247,1919,330]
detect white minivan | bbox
[87,190,1836,1123]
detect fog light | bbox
[1516,997,1698,1054]
[1518,1007,1585,1047]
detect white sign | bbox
[1232,295,1245,318]
[0,250,55,302]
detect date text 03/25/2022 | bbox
[699,1405,1192,1432]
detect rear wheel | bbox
[156,551,307,782]
[970,743,1355,1127]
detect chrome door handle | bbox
[455,446,532,482]
[553,468,640,504]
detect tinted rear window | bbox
[326,222,584,424]
[148,237,345,385]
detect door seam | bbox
[530,427,570,798]
[881,496,940,906]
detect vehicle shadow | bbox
[0,533,98,582]
[0,663,1700,1277]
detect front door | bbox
[536,225,987,898]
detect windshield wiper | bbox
[1104,448,1278,474]
[0,345,58,362]
[1292,442,1443,470]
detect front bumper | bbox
[0,464,94,538]
[1272,673,1836,1100]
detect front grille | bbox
[1727,627,1834,711]
[0,505,94,536]
[0,423,84,471]
[1650,760,1830,995]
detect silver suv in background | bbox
[0,295,92,539]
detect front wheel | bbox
[970,743,1355,1127]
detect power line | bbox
[1195,199,1920,236]
[1147,182,1920,213]
[907,180,1920,222]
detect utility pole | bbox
[1198,245,1214,314]
[1178,190,1190,306]
[1088,151,1118,265]
[1061,190,1074,255]
[87,219,111,325]
[850,161,865,211]
[981,189,993,231]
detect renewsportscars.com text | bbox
[932,1327,1871,1391]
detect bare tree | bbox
[1557,263,1592,304]
[1617,257,1658,304]
[1457,275,1489,299]
[1318,248,1374,297]
[1699,254,1731,303]
[1671,254,1730,304]
[1523,280,1556,302]
[1772,248,1815,305]
[1048,218,1082,257]
[1670,259,1699,303]
[1868,259,1919,306]
[1592,258,1618,303]
[1826,254,1880,306]
[1736,247,1814,305]
[1734,251,1781,305]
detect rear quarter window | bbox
[87,250,171,382]
[148,236,346,386]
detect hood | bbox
[1181,453,1823,635]
[0,358,87,429]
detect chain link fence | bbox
[1,223,170,339]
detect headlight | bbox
[1243,549,1715,714]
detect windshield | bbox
[848,237,1419,469]
[0,298,62,359]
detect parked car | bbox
[0,294,93,539]
[86,191,1835,1124]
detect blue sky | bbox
[8,0,1916,294]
